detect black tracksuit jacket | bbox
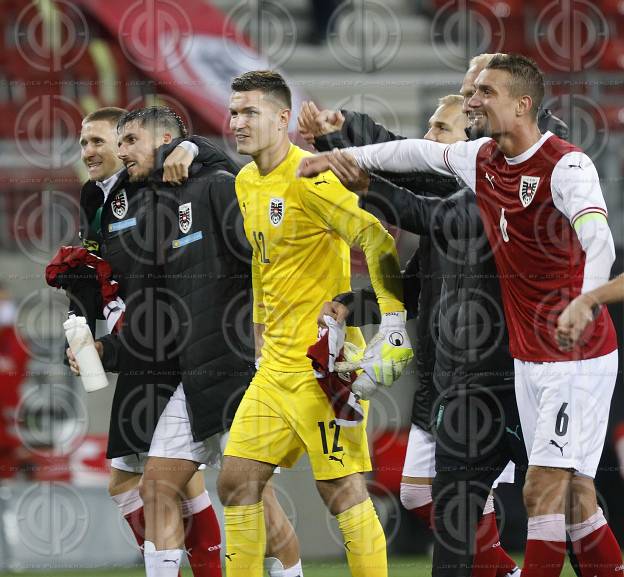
[80,137,252,457]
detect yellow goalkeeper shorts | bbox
[224,365,371,480]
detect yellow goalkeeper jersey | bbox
[235,144,404,372]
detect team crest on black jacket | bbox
[112,189,128,219]
[269,197,284,226]
[519,175,540,207]
[179,202,192,233]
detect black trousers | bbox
[431,381,527,577]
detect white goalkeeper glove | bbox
[336,311,413,399]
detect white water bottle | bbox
[63,314,109,392]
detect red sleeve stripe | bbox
[571,206,608,225]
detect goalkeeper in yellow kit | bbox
[217,70,413,577]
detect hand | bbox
[556,294,596,351]
[66,347,80,375]
[318,301,350,327]
[163,145,193,185]
[296,153,331,178]
[298,101,345,145]
[336,311,413,397]
[66,341,104,376]
[328,149,370,194]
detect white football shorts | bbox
[402,423,515,486]
[514,349,618,478]
[111,383,224,472]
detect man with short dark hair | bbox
[305,93,524,577]
[70,105,303,577]
[300,53,621,577]
[218,69,412,577]
[73,106,226,577]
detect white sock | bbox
[181,490,211,518]
[110,487,143,516]
[482,494,495,516]
[144,540,183,577]
[265,556,304,577]
[399,483,432,510]
[566,506,607,542]
[527,513,566,541]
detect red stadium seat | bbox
[597,0,624,18]
[599,40,624,71]
[0,101,22,139]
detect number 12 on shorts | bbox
[318,420,343,454]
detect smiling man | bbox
[72,106,303,577]
[78,107,198,253]
[299,53,620,577]
[76,107,226,577]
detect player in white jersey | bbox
[302,91,523,577]
[299,54,620,577]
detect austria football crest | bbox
[179,202,192,234]
[519,175,540,207]
[269,197,284,226]
[111,189,128,219]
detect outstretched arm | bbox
[326,149,480,239]
[297,138,486,193]
[299,172,404,314]
[347,139,453,176]
[296,140,447,179]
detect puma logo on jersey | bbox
[549,439,568,456]
[329,454,344,466]
[315,177,330,185]
[485,172,495,188]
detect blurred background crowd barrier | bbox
[0,0,623,571]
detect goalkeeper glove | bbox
[336,311,413,399]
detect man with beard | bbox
[73,107,222,576]
[299,53,620,577]
[300,91,524,577]
[69,106,302,577]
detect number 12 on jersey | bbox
[253,230,270,263]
